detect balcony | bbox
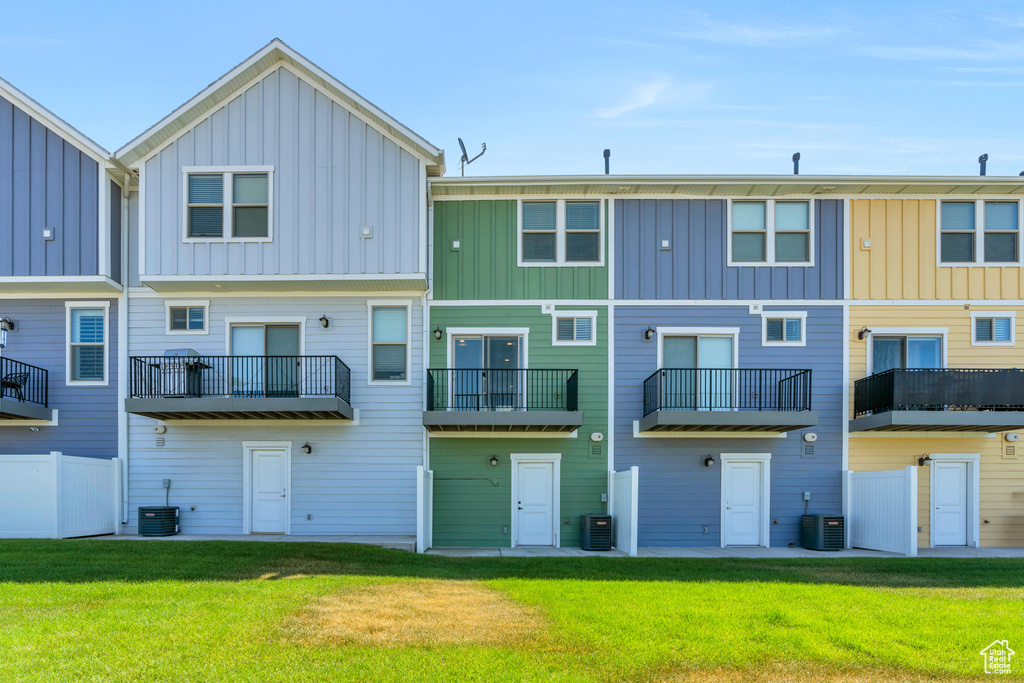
[125,355,352,420]
[0,357,50,421]
[639,368,816,434]
[851,368,1024,432]
[423,368,582,433]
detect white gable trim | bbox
[0,76,109,163]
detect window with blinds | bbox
[940,200,1020,264]
[565,201,600,262]
[554,315,594,343]
[522,201,557,262]
[188,174,224,237]
[519,199,602,265]
[730,199,812,265]
[170,306,205,331]
[372,306,408,381]
[763,315,804,345]
[984,202,1019,263]
[186,169,271,239]
[973,315,1015,345]
[940,202,976,263]
[69,307,105,382]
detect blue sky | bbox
[4,1,1024,176]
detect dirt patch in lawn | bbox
[290,580,547,648]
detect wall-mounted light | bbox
[918,455,932,467]
[857,326,872,341]
[489,455,499,467]
[644,326,655,341]
[302,442,313,455]
[319,315,329,329]
[434,326,443,341]
[704,455,715,468]
[0,317,14,332]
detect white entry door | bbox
[515,462,554,546]
[722,460,763,546]
[251,448,288,533]
[932,461,968,546]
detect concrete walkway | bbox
[427,546,1024,558]
[95,534,416,552]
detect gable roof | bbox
[0,76,109,163]
[114,38,445,175]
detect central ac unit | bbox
[580,514,612,551]
[801,514,844,551]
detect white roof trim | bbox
[0,76,109,163]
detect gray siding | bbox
[0,94,100,277]
[614,305,844,547]
[110,181,122,283]
[142,66,423,279]
[0,299,118,458]
[126,295,423,535]
[615,199,843,300]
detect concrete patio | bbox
[426,545,1024,558]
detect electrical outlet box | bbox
[306,514,313,521]
[43,228,53,240]
[360,225,373,238]
[917,525,923,533]
[802,491,811,501]
[702,525,710,534]
[451,240,460,249]
[660,239,670,250]
[162,479,171,489]
[861,239,871,249]
[502,526,508,535]
[600,492,607,503]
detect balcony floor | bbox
[0,398,52,421]
[849,410,1024,433]
[422,410,584,433]
[125,397,353,420]
[638,409,818,434]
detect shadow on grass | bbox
[0,539,1021,588]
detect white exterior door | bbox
[251,448,287,533]
[932,461,968,546]
[516,462,554,546]
[723,461,763,546]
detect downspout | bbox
[119,172,131,526]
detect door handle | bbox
[517,507,523,510]
[726,506,731,509]
[281,494,286,498]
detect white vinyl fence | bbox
[610,467,639,557]
[0,452,119,539]
[844,467,917,557]
[416,466,433,553]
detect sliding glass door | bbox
[451,334,523,410]
[230,325,301,397]
[663,335,734,410]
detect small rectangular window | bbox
[555,316,593,342]
[940,202,976,263]
[764,317,803,343]
[522,201,557,262]
[187,174,224,238]
[731,201,766,263]
[984,202,1019,263]
[974,316,1014,345]
[170,306,205,331]
[372,306,407,381]
[69,307,105,382]
[564,201,601,262]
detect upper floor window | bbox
[871,334,943,374]
[519,199,603,266]
[971,311,1015,346]
[729,200,813,266]
[66,302,108,385]
[940,200,1020,265]
[184,167,273,241]
[370,304,409,383]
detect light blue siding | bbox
[614,305,844,547]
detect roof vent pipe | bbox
[979,154,988,176]
[792,152,800,175]
[603,149,610,175]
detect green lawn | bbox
[0,541,1019,681]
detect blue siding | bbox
[614,305,844,547]
[0,93,100,277]
[615,199,844,300]
[0,299,118,458]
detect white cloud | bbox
[863,40,1024,62]
[595,78,677,119]
[674,21,839,47]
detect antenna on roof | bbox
[979,154,988,176]
[457,138,486,177]
[792,152,801,175]
[603,149,611,175]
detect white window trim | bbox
[760,311,807,347]
[550,309,597,346]
[726,198,816,267]
[224,316,307,355]
[445,327,531,368]
[165,299,210,336]
[368,300,412,386]
[241,441,292,536]
[509,452,561,548]
[516,198,605,267]
[182,165,275,243]
[970,310,1016,347]
[927,452,981,549]
[937,198,1023,267]
[65,301,110,387]
[865,327,948,376]
[719,452,771,549]
[655,327,740,369]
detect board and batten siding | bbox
[848,305,1024,547]
[850,199,1024,299]
[125,295,424,535]
[614,305,844,547]
[615,199,843,300]
[0,299,118,458]
[0,93,100,278]
[432,200,610,301]
[427,305,609,547]
[142,66,422,279]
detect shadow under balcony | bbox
[639,368,817,434]
[850,368,1024,432]
[0,357,51,421]
[125,355,353,420]
[423,368,583,433]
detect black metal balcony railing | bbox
[643,368,812,417]
[426,369,578,412]
[854,368,1024,417]
[129,356,351,403]
[0,357,48,406]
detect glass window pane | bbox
[698,337,733,369]
[775,233,809,262]
[663,336,696,368]
[72,309,103,343]
[565,232,600,262]
[985,233,1018,262]
[188,307,204,330]
[189,207,223,237]
[233,206,268,238]
[941,233,974,262]
[775,201,809,231]
[907,337,941,369]
[372,307,407,343]
[373,345,406,380]
[872,338,904,373]
[522,201,556,231]
[73,346,104,381]
[575,317,592,341]
[766,319,783,341]
[985,202,1018,231]
[233,174,268,204]
[565,201,599,231]
[976,318,993,341]
[942,202,975,231]
[994,318,1012,342]
[732,233,766,262]
[523,233,556,261]
[732,201,765,231]
[188,174,222,204]
[170,308,187,330]
[556,318,574,341]
[785,318,802,341]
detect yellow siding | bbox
[848,306,1024,547]
[850,199,1024,299]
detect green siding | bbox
[428,305,609,547]
[433,200,610,301]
